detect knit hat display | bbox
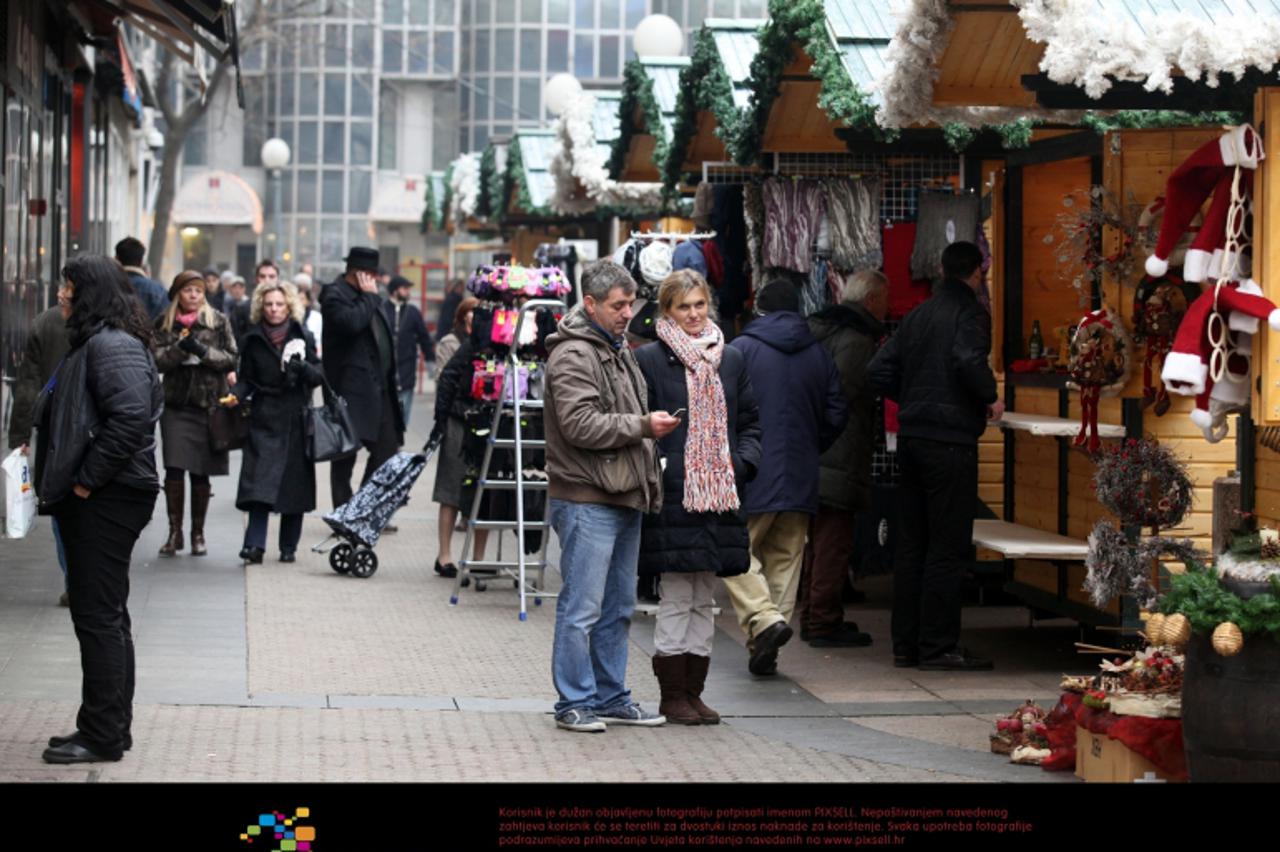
[1145,124,1262,281]
[639,241,674,289]
[672,240,708,278]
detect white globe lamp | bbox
[544,73,583,117]
[261,137,291,170]
[633,14,684,57]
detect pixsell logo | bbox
[239,808,316,851]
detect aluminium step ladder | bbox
[450,298,566,620]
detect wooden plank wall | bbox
[1018,156,1092,346]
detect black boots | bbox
[158,480,184,556]
[189,482,211,556]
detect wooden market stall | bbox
[610,55,692,183]
[876,0,1280,628]
[656,0,1015,579]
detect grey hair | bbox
[580,260,637,301]
[841,269,888,305]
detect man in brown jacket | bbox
[545,260,679,732]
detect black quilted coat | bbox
[633,340,762,578]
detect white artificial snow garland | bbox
[1019,0,1280,99]
[447,153,481,225]
[549,91,665,215]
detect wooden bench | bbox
[971,519,1113,626]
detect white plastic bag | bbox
[3,448,37,538]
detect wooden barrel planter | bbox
[1181,582,1280,781]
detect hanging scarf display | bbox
[654,316,739,513]
[910,191,980,280]
[743,182,766,295]
[1132,274,1199,416]
[822,177,883,272]
[1067,307,1132,453]
[762,178,824,274]
[802,258,831,318]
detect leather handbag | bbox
[208,401,251,452]
[305,379,359,462]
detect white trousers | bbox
[654,572,717,657]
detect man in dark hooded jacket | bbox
[724,279,847,676]
[868,241,1001,672]
[799,269,888,649]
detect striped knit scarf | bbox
[655,316,739,513]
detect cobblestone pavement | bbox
[0,392,1081,783]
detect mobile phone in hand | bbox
[671,408,687,419]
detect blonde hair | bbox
[250,280,305,324]
[841,269,888,305]
[162,270,219,331]
[656,269,717,321]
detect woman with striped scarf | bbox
[634,271,763,725]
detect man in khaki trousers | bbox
[725,279,848,675]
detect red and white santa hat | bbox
[1146,124,1263,280]
[1162,280,1280,426]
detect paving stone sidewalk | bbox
[0,392,1080,783]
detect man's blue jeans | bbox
[550,499,641,717]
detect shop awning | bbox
[369,175,429,224]
[171,170,263,233]
[877,0,1280,128]
[74,0,240,69]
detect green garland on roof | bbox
[439,162,455,231]
[421,181,434,234]
[478,144,502,220]
[663,26,743,191]
[505,136,553,219]
[1081,110,1246,135]
[728,0,891,166]
[610,59,667,181]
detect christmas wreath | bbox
[1051,186,1145,304]
[1093,438,1193,530]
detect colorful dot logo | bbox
[239,807,315,851]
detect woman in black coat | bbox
[36,255,163,764]
[634,270,762,726]
[229,281,324,564]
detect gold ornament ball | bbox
[1212,622,1244,657]
[1164,613,1191,649]
[1145,613,1167,646]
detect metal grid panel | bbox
[774,151,961,221]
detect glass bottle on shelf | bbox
[1028,320,1044,359]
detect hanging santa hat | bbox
[1145,124,1263,279]
[1181,168,1255,283]
[1162,280,1280,439]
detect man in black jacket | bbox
[321,247,405,508]
[382,276,435,427]
[868,241,1002,672]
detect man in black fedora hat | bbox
[321,246,405,508]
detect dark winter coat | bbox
[8,306,69,449]
[729,311,848,516]
[232,321,324,514]
[868,277,997,446]
[382,298,435,392]
[152,310,238,410]
[808,302,885,512]
[122,267,170,321]
[320,275,404,444]
[634,340,762,577]
[434,337,477,424]
[34,325,162,513]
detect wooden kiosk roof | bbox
[878,0,1280,128]
[609,56,692,182]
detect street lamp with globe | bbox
[260,137,291,264]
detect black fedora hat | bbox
[344,246,380,272]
